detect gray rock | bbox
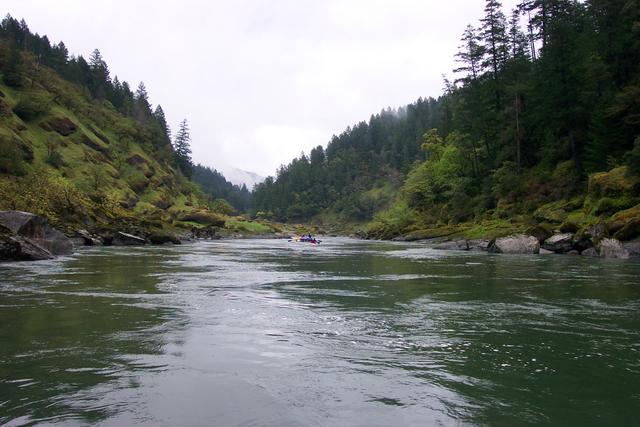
[597,238,629,259]
[0,233,53,261]
[542,233,574,253]
[488,235,540,254]
[111,232,146,246]
[567,250,580,255]
[468,240,491,251]
[73,229,102,246]
[41,228,73,255]
[581,247,599,257]
[0,210,72,255]
[539,248,554,255]
[431,240,469,251]
[623,240,640,259]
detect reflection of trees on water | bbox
[0,250,189,425]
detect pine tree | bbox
[480,0,509,110]
[153,105,172,146]
[88,49,110,99]
[2,42,24,87]
[173,119,193,177]
[454,25,485,85]
[133,81,151,123]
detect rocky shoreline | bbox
[2,210,639,262]
[0,210,297,262]
[407,232,640,260]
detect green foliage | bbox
[210,198,235,215]
[225,219,273,234]
[2,43,24,87]
[624,137,640,170]
[0,134,26,175]
[366,200,416,239]
[13,93,51,121]
[492,161,519,200]
[0,168,90,227]
[178,210,226,227]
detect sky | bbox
[3,0,521,177]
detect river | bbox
[1,238,639,426]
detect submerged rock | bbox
[488,235,540,254]
[581,247,599,257]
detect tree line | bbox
[253,0,640,225]
[0,14,254,212]
[0,14,196,178]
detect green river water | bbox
[1,238,639,426]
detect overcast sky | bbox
[4,0,520,177]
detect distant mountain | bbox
[222,167,265,190]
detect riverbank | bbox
[0,209,292,261]
[353,218,640,260]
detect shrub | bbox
[0,135,26,175]
[13,93,51,121]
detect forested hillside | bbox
[254,0,640,241]
[0,15,245,236]
[192,164,252,213]
[253,98,442,221]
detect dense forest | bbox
[253,0,640,240]
[192,164,252,213]
[0,14,252,236]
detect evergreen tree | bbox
[88,48,110,99]
[173,119,193,177]
[480,0,509,110]
[153,105,172,145]
[454,25,485,84]
[2,42,24,87]
[133,81,152,123]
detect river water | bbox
[1,238,639,426]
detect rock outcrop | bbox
[0,211,74,261]
[488,235,540,254]
[0,211,73,256]
[0,226,54,261]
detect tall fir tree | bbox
[173,119,193,177]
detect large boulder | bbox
[623,240,640,259]
[0,231,54,261]
[488,234,540,254]
[542,233,574,254]
[0,211,72,255]
[597,238,629,259]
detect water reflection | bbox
[0,249,189,425]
